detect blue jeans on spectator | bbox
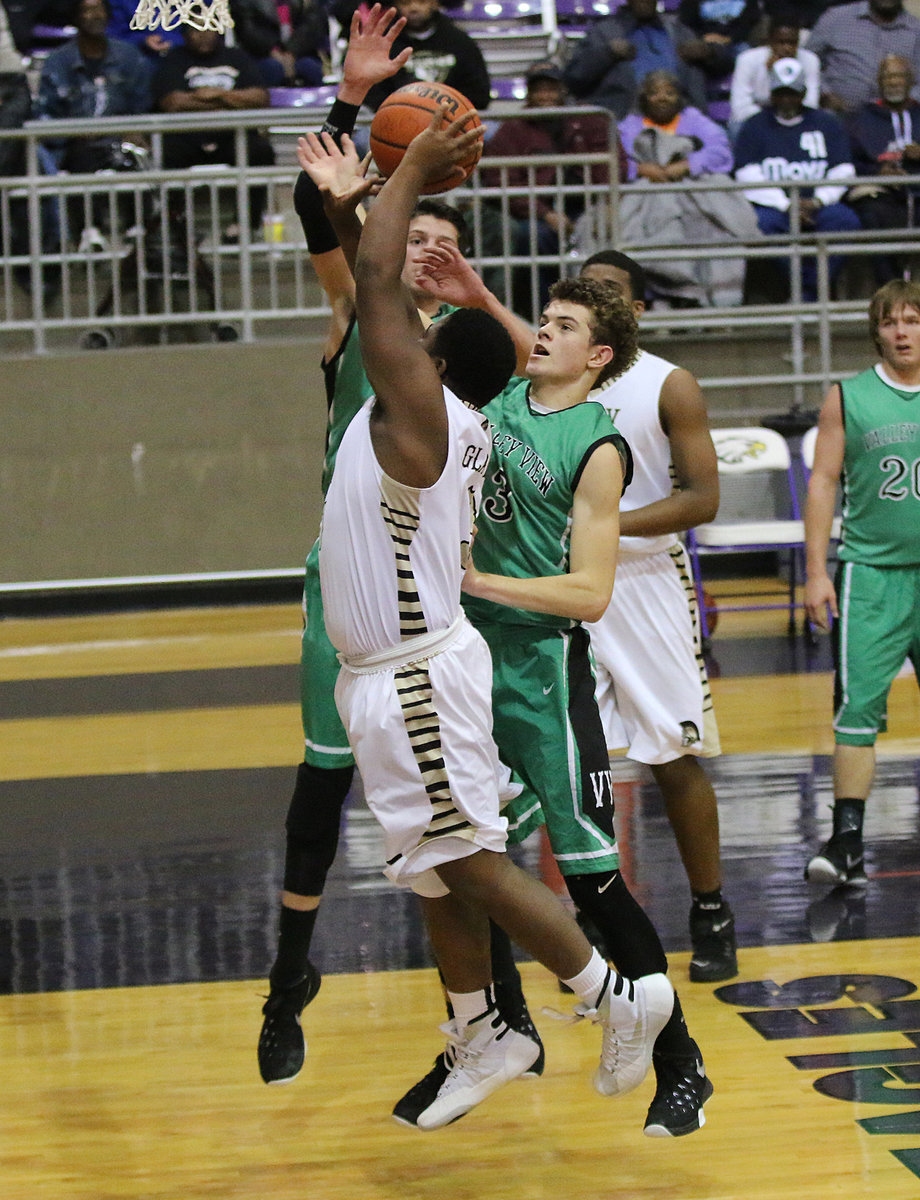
[754,202,862,301]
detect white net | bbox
[130,0,233,33]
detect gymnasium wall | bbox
[1,338,328,585]
[0,325,874,587]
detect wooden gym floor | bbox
[1,584,919,1199]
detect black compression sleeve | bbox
[294,170,340,255]
[320,98,360,144]
[294,98,361,254]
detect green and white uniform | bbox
[463,378,632,875]
[834,364,920,745]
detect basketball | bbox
[369,82,483,195]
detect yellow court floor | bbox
[1,599,919,1199]
[4,944,920,1200]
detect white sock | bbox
[562,948,612,1008]
[447,985,494,1033]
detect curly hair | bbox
[869,279,920,353]
[548,277,639,385]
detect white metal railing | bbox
[2,105,917,409]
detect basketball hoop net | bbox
[130,0,233,33]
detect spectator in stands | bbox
[845,53,920,280]
[334,0,490,111]
[37,0,150,250]
[734,56,861,301]
[0,8,43,297]
[729,12,821,133]
[808,0,920,114]
[228,0,329,88]
[676,0,763,122]
[479,59,622,314]
[152,24,275,240]
[612,68,759,308]
[107,0,182,60]
[562,0,708,120]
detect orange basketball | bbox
[369,82,482,195]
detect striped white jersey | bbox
[318,388,491,659]
[591,348,679,558]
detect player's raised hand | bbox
[342,4,413,96]
[416,241,488,306]
[402,105,483,186]
[297,132,381,208]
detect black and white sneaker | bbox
[392,1015,543,1128]
[494,977,545,1077]
[413,1011,540,1131]
[689,904,738,983]
[393,1024,459,1128]
[257,962,322,1084]
[805,832,867,888]
[644,1042,713,1138]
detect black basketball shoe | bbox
[689,902,738,983]
[805,832,867,888]
[257,962,322,1084]
[644,1041,714,1137]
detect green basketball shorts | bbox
[300,540,354,769]
[476,621,619,877]
[833,560,920,745]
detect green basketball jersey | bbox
[320,314,372,498]
[839,365,920,566]
[319,306,456,496]
[463,377,628,631]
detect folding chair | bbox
[686,426,806,641]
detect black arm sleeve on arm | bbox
[293,97,361,254]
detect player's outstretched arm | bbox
[293,3,411,348]
[355,109,484,484]
[297,132,380,274]
[337,2,412,107]
[804,386,844,630]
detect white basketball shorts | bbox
[586,544,721,765]
[334,618,513,898]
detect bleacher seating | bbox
[489,76,528,101]
[554,0,619,38]
[269,86,340,110]
[451,0,556,77]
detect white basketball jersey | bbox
[591,349,679,558]
[319,388,491,659]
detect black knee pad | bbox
[565,870,668,979]
[283,761,354,895]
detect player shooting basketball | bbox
[257,6,540,1100]
[314,101,674,1131]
